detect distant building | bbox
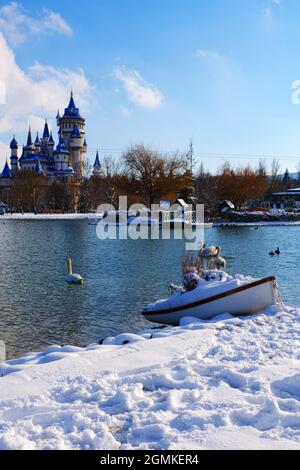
[272,188,300,209]
[92,150,103,177]
[219,200,235,214]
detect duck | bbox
[275,247,281,256]
[66,259,84,284]
[269,251,275,257]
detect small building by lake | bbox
[272,188,300,209]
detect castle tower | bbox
[34,133,41,154]
[48,132,55,156]
[10,135,19,174]
[93,150,103,177]
[54,136,70,172]
[57,92,87,178]
[24,127,34,158]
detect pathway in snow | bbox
[0,307,299,450]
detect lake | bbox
[0,220,298,359]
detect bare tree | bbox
[123,144,187,205]
[270,159,280,181]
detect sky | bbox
[1,0,300,173]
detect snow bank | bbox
[0,213,100,221]
[215,221,300,227]
[0,306,300,450]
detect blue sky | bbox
[1,0,300,172]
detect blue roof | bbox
[43,121,50,139]
[35,133,41,146]
[94,151,101,168]
[49,132,55,145]
[10,136,18,149]
[1,161,12,179]
[63,92,81,118]
[71,124,81,138]
[20,153,49,163]
[55,136,69,154]
[26,128,33,147]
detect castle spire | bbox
[26,127,33,147]
[10,135,18,150]
[43,119,50,140]
[35,132,41,146]
[93,150,102,176]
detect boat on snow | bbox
[142,272,280,326]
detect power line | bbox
[1,145,300,161]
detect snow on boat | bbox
[142,272,280,325]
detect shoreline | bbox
[2,213,300,227]
[0,213,97,221]
[214,221,300,227]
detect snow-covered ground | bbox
[0,305,300,450]
[215,221,300,227]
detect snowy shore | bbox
[1,213,300,227]
[0,213,98,221]
[214,221,300,227]
[0,306,300,450]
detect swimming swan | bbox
[66,259,84,284]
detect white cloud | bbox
[0,2,73,46]
[119,106,132,117]
[264,7,273,19]
[195,49,223,61]
[0,32,92,137]
[263,0,282,21]
[114,66,164,109]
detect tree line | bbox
[0,145,297,213]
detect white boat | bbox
[142,273,280,325]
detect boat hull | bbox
[143,277,278,325]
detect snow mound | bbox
[0,307,300,450]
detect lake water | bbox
[0,220,299,359]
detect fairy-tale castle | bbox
[1,93,87,183]
[0,93,103,209]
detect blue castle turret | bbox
[43,120,50,141]
[0,160,12,180]
[10,135,18,174]
[93,150,102,177]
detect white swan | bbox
[199,243,221,258]
[66,259,84,285]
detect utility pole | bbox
[187,138,194,174]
